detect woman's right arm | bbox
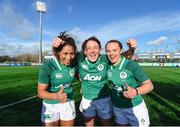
[38,83,67,103]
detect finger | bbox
[57,38,64,45]
[123,92,129,98]
[127,39,135,43]
[53,38,63,47]
[123,91,128,96]
[129,39,137,48]
[59,86,64,93]
[63,93,67,98]
[62,97,67,103]
[124,84,130,90]
[52,42,58,48]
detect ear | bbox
[84,49,87,55]
[121,48,124,53]
[58,51,61,56]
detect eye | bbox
[70,52,75,55]
[113,49,117,52]
[86,47,91,50]
[94,46,99,50]
[63,52,68,55]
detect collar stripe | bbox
[119,57,125,70]
[85,57,89,65]
[54,56,62,70]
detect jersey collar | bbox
[119,56,125,70]
[53,56,62,70]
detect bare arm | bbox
[136,79,154,95]
[38,83,67,103]
[123,79,154,99]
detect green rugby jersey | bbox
[107,56,148,108]
[78,54,110,100]
[38,57,76,104]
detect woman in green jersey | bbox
[53,35,136,126]
[38,32,77,126]
[78,36,113,126]
[105,40,154,126]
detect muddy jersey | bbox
[107,56,148,108]
[38,57,76,104]
[78,54,110,100]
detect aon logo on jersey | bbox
[84,74,101,81]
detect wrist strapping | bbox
[135,88,138,95]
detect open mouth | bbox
[64,60,71,65]
[109,56,116,62]
[90,55,96,59]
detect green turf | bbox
[0,66,179,125]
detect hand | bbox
[52,37,64,48]
[56,86,67,103]
[126,39,137,49]
[123,84,137,99]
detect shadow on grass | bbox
[150,104,179,126]
[0,98,41,126]
[152,81,180,105]
[145,81,180,125]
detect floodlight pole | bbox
[39,11,43,63]
[36,1,46,63]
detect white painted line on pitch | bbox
[0,81,80,109]
[0,95,37,109]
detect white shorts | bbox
[41,100,76,123]
[113,100,150,127]
[79,96,112,119]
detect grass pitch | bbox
[0,66,179,126]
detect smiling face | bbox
[58,45,75,65]
[84,40,101,62]
[106,42,122,65]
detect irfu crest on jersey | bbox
[70,69,75,77]
[119,71,127,79]
[97,64,104,71]
[55,73,63,79]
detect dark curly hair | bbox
[53,31,77,62]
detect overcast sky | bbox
[0,0,180,56]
